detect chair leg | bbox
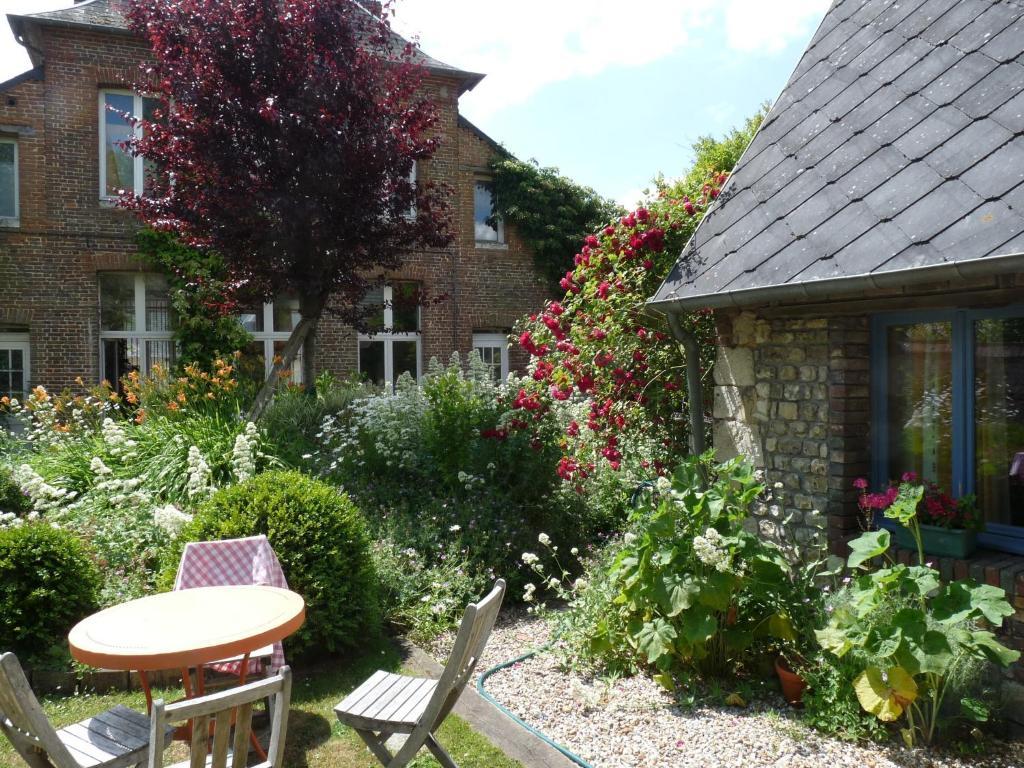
[425,733,459,768]
[356,729,402,767]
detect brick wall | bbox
[0,23,552,390]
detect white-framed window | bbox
[473,333,509,383]
[99,272,175,386]
[474,179,504,244]
[238,299,304,384]
[358,283,421,388]
[0,137,18,224]
[0,333,29,398]
[99,90,158,198]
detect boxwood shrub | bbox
[0,523,100,668]
[170,470,380,657]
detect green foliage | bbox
[570,455,791,679]
[0,523,100,668]
[0,464,29,514]
[800,652,889,742]
[260,374,374,467]
[490,156,624,282]
[136,228,252,369]
[815,525,1019,745]
[172,470,380,657]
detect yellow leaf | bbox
[854,667,918,722]
[653,673,675,692]
[724,692,746,707]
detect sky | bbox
[0,0,832,207]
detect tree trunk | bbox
[248,293,325,421]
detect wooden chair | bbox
[0,652,165,768]
[334,580,505,768]
[146,667,291,768]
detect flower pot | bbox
[774,656,807,707]
[893,523,978,559]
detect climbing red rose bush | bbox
[512,174,727,482]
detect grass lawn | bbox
[0,638,523,768]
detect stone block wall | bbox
[713,310,868,555]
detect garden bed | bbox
[436,611,1024,768]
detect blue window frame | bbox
[871,306,1024,555]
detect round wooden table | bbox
[68,585,305,675]
[69,586,304,758]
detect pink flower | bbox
[596,281,610,300]
[853,478,868,490]
[901,471,918,483]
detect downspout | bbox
[666,311,706,457]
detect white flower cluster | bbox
[153,504,193,538]
[91,456,112,476]
[14,464,74,512]
[231,422,259,482]
[101,417,137,459]
[523,582,536,602]
[692,527,737,573]
[185,446,213,500]
[538,532,551,546]
[521,551,540,566]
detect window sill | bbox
[0,218,20,229]
[475,241,508,251]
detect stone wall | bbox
[713,310,868,555]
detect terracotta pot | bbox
[774,656,807,706]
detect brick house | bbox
[650,0,1024,701]
[0,0,549,396]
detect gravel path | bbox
[433,611,1024,768]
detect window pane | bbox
[474,181,498,242]
[238,341,268,383]
[359,287,386,332]
[391,282,420,332]
[238,308,264,333]
[145,273,172,332]
[359,340,385,385]
[474,346,502,382]
[102,338,141,388]
[886,322,953,491]
[393,340,418,385]
[146,339,175,373]
[0,349,8,369]
[99,273,137,331]
[273,298,300,333]
[0,142,15,218]
[975,316,1024,528]
[8,370,22,396]
[103,93,135,196]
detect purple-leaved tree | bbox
[119,0,452,417]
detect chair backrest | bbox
[421,579,505,730]
[0,653,78,768]
[148,667,292,768]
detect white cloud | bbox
[394,0,830,119]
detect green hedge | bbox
[168,470,380,657]
[0,523,100,668]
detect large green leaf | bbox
[815,624,852,657]
[679,608,717,646]
[695,570,736,611]
[968,631,1021,668]
[891,608,926,640]
[847,530,891,569]
[768,612,797,642]
[866,625,902,659]
[654,574,699,617]
[635,618,678,665]
[902,566,941,596]
[900,629,954,676]
[968,583,1014,624]
[931,582,974,624]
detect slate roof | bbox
[7,0,483,91]
[650,0,1024,311]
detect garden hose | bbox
[476,647,596,768]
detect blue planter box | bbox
[893,523,978,559]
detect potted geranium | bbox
[854,473,982,559]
